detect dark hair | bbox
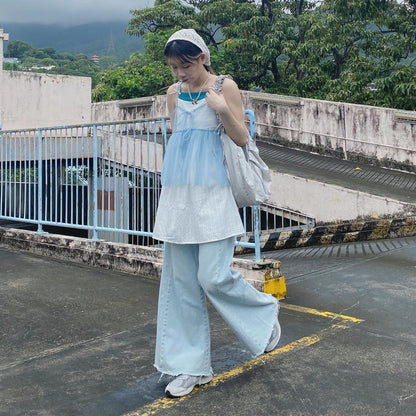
[164,40,215,74]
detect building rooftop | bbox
[1,234,415,415]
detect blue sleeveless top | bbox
[152,82,244,243]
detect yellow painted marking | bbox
[263,275,287,300]
[123,306,363,416]
[280,303,364,323]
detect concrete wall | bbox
[268,171,414,224]
[91,96,167,123]
[91,92,416,224]
[2,73,414,169]
[1,71,91,130]
[243,92,416,171]
[93,91,416,171]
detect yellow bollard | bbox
[263,261,287,300]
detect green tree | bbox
[38,57,57,67]
[92,32,173,102]
[4,40,34,59]
[127,0,268,89]
[21,56,39,69]
[373,66,416,110]
[125,0,416,110]
[283,0,392,99]
[7,1,416,110]
[40,47,58,60]
[5,41,102,84]
[368,0,416,109]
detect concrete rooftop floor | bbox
[1,235,415,416]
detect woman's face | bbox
[168,55,206,86]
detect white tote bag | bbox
[213,75,271,208]
[220,128,271,208]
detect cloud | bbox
[0,0,154,25]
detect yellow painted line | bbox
[280,303,364,323]
[123,313,362,416]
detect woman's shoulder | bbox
[213,75,240,96]
[167,82,180,95]
[166,82,181,114]
[211,74,239,93]
[222,76,238,90]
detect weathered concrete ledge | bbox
[0,227,164,281]
[0,227,286,298]
[2,217,415,293]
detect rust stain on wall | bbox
[97,190,115,211]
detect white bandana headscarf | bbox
[166,29,211,66]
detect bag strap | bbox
[211,75,233,94]
[172,81,182,105]
[213,75,251,141]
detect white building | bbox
[0,29,91,131]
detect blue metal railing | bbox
[0,113,264,260]
[0,120,165,243]
[236,110,261,260]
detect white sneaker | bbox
[165,373,213,398]
[265,308,281,353]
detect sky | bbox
[0,0,155,25]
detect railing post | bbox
[92,125,98,240]
[245,109,256,139]
[245,109,261,262]
[37,129,43,233]
[254,205,261,262]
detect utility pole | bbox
[0,29,9,69]
[0,29,9,130]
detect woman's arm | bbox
[205,78,248,146]
[166,83,178,116]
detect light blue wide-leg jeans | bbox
[154,237,279,377]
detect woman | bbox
[152,28,281,398]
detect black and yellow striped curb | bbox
[235,216,416,253]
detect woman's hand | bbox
[205,88,229,115]
[206,79,248,146]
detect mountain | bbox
[1,22,144,60]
